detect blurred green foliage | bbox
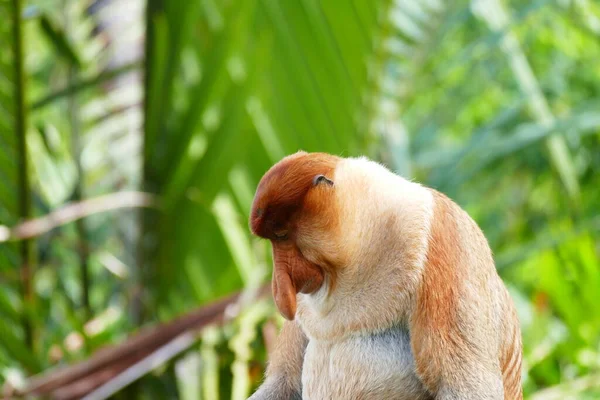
[1,0,600,398]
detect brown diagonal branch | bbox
[80,331,197,400]
[0,191,158,242]
[18,285,270,397]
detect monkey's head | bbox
[250,151,345,320]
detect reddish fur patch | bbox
[411,191,465,392]
[502,352,523,399]
[412,191,523,398]
[250,152,339,239]
[501,311,523,399]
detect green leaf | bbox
[39,14,82,68]
[0,321,42,372]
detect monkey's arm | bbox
[248,320,306,400]
[410,191,513,399]
[411,308,506,399]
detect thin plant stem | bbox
[12,0,35,352]
[63,0,91,319]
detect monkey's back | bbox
[301,327,432,400]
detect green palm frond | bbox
[1,0,600,397]
[142,0,386,317]
[0,0,39,373]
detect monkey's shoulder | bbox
[301,328,432,400]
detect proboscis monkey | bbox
[248,152,523,400]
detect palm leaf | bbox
[0,0,36,363]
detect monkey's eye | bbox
[273,231,288,240]
[313,174,334,186]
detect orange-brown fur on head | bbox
[250,151,339,239]
[250,151,341,320]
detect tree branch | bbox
[0,191,158,242]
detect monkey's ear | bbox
[312,175,334,187]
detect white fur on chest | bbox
[301,328,430,400]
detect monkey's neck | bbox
[296,257,420,341]
[297,161,435,341]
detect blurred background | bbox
[1,0,600,398]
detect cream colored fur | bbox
[296,156,434,339]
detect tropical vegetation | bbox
[1,0,600,398]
